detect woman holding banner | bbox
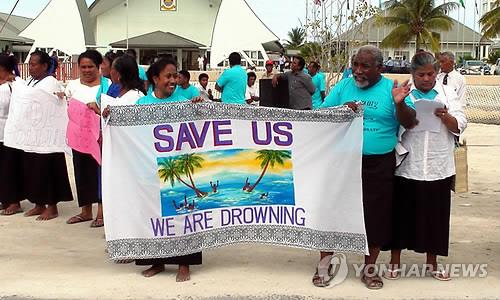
[109,55,145,104]
[384,52,467,281]
[134,57,202,282]
[21,50,73,220]
[0,54,24,216]
[65,50,110,228]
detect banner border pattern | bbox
[108,102,363,126]
[106,225,367,259]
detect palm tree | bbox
[247,150,292,193]
[285,27,306,49]
[376,0,459,52]
[158,158,196,190]
[177,154,207,197]
[480,0,500,39]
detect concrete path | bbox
[1,124,499,300]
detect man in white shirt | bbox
[245,71,259,105]
[197,73,214,101]
[437,51,466,106]
[197,55,204,71]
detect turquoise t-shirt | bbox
[407,88,438,101]
[173,84,200,100]
[322,76,415,155]
[311,73,326,109]
[216,65,247,104]
[138,65,148,82]
[136,92,188,105]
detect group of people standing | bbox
[312,45,466,289]
[0,44,466,287]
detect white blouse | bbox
[26,75,62,94]
[65,78,111,104]
[0,81,11,142]
[115,89,144,105]
[395,82,467,181]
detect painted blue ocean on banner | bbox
[157,149,295,217]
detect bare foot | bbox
[141,264,165,277]
[37,205,59,221]
[176,265,191,282]
[24,205,45,217]
[1,203,22,216]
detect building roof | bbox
[0,12,33,43]
[210,0,279,65]
[340,16,492,45]
[109,30,205,48]
[19,0,95,55]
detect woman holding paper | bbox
[21,50,73,220]
[134,57,202,282]
[65,50,110,227]
[385,52,467,281]
[0,54,24,216]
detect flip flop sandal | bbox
[66,215,93,224]
[383,268,401,280]
[90,218,104,228]
[361,274,384,289]
[312,264,334,287]
[427,269,451,281]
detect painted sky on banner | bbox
[0,0,484,42]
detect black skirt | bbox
[387,176,453,256]
[135,252,202,266]
[72,149,101,207]
[23,151,73,205]
[362,151,395,248]
[0,144,26,205]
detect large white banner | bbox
[4,79,68,153]
[103,102,367,260]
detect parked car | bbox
[494,58,500,75]
[459,60,485,75]
[483,63,492,75]
[383,59,410,74]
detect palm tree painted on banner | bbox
[246,150,292,193]
[177,153,208,197]
[158,158,195,190]
[376,0,459,52]
[480,0,500,39]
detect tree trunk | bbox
[247,161,269,192]
[175,173,195,190]
[186,168,207,198]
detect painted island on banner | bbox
[102,102,367,260]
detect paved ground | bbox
[1,123,499,300]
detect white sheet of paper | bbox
[413,100,445,133]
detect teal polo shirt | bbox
[216,65,247,104]
[173,84,200,100]
[136,92,188,105]
[322,76,415,155]
[311,73,326,109]
[407,89,438,101]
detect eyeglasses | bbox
[443,74,448,85]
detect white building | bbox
[340,16,492,61]
[480,0,500,51]
[19,0,281,70]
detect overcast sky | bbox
[0,0,485,41]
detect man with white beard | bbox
[315,45,417,289]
